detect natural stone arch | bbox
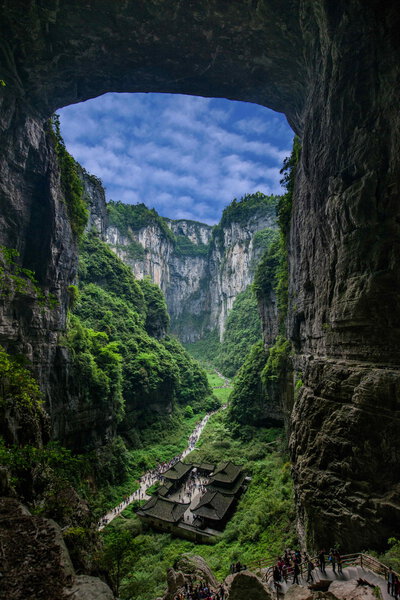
[1,0,400,552]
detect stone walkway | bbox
[97,412,213,530]
[265,564,391,600]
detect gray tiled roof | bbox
[156,481,173,497]
[193,463,215,473]
[137,496,189,523]
[192,490,234,521]
[163,461,193,481]
[206,472,246,496]
[209,461,243,484]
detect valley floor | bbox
[99,408,296,600]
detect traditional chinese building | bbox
[136,495,189,533]
[192,490,236,530]
[206,462,246,496]
[162,461,193,492]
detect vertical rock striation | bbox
[87,196,277,343]
[287,0,400,551]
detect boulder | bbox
[328,579,377,600]
[67,575,115,599]
[284,584,314,600]
[175,553,219,588]
[225,570,273,600]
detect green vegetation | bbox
[0,345,42,413]
[205,369,226,388]
[212,386,231,404]
[107,201,174,242]
[100,412,296,600]
[185,284,264,378]
[252,227,279,253]
[48,115,89,238]
[173,234,209,257]
[73,233,211,432]
[203,367,232,405]
[66,231,213,509]
[138,277,170,338]
[0,437,86,498]
[0,246,57,308]
[184,329,221,368]
[253,137,300,330]
[216,286,262,377]
[261,335,291,384]
[371,538,400,573]
[227,137,300,427]
[65,315,124,424]
[228,341,268,426]
[78,234,146,313]
[217,192,278,232]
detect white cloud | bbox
[59,92,293,223]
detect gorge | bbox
[1,1,400,599]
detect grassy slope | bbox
[205,367,232,405]
[100,411,296,600]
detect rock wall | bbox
[102,204,276,342]
[1,0,400,552]
[287,1,400,552]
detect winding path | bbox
[212,369,232,389]
[97,412,213,530]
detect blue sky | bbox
[59,93,293,225]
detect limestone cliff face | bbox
[0,109,79,448]
[1,0,400,553]
[106,223,173,289]
[208,214,276,340]
[101,201,276,343]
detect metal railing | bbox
[246,552,399,587]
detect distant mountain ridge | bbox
[83,173,278,343]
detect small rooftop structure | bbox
[163,461,193,482]
[137,495,189,524]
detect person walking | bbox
[273,565,281,585]
[306,557,315,583]
[329,549,336,573]
[318,549,326,572]
[394,574,400,600]
[388,568,395,595]
[293,562,300,585]
[335,551,343,575]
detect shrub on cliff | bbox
[48,115,89,239]
[139,277,170,338]
[71,234,212,449]
[228,341,268,426]
[216,286,263,377]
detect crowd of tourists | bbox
[272,548,343,586]
[174,580,226,600]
